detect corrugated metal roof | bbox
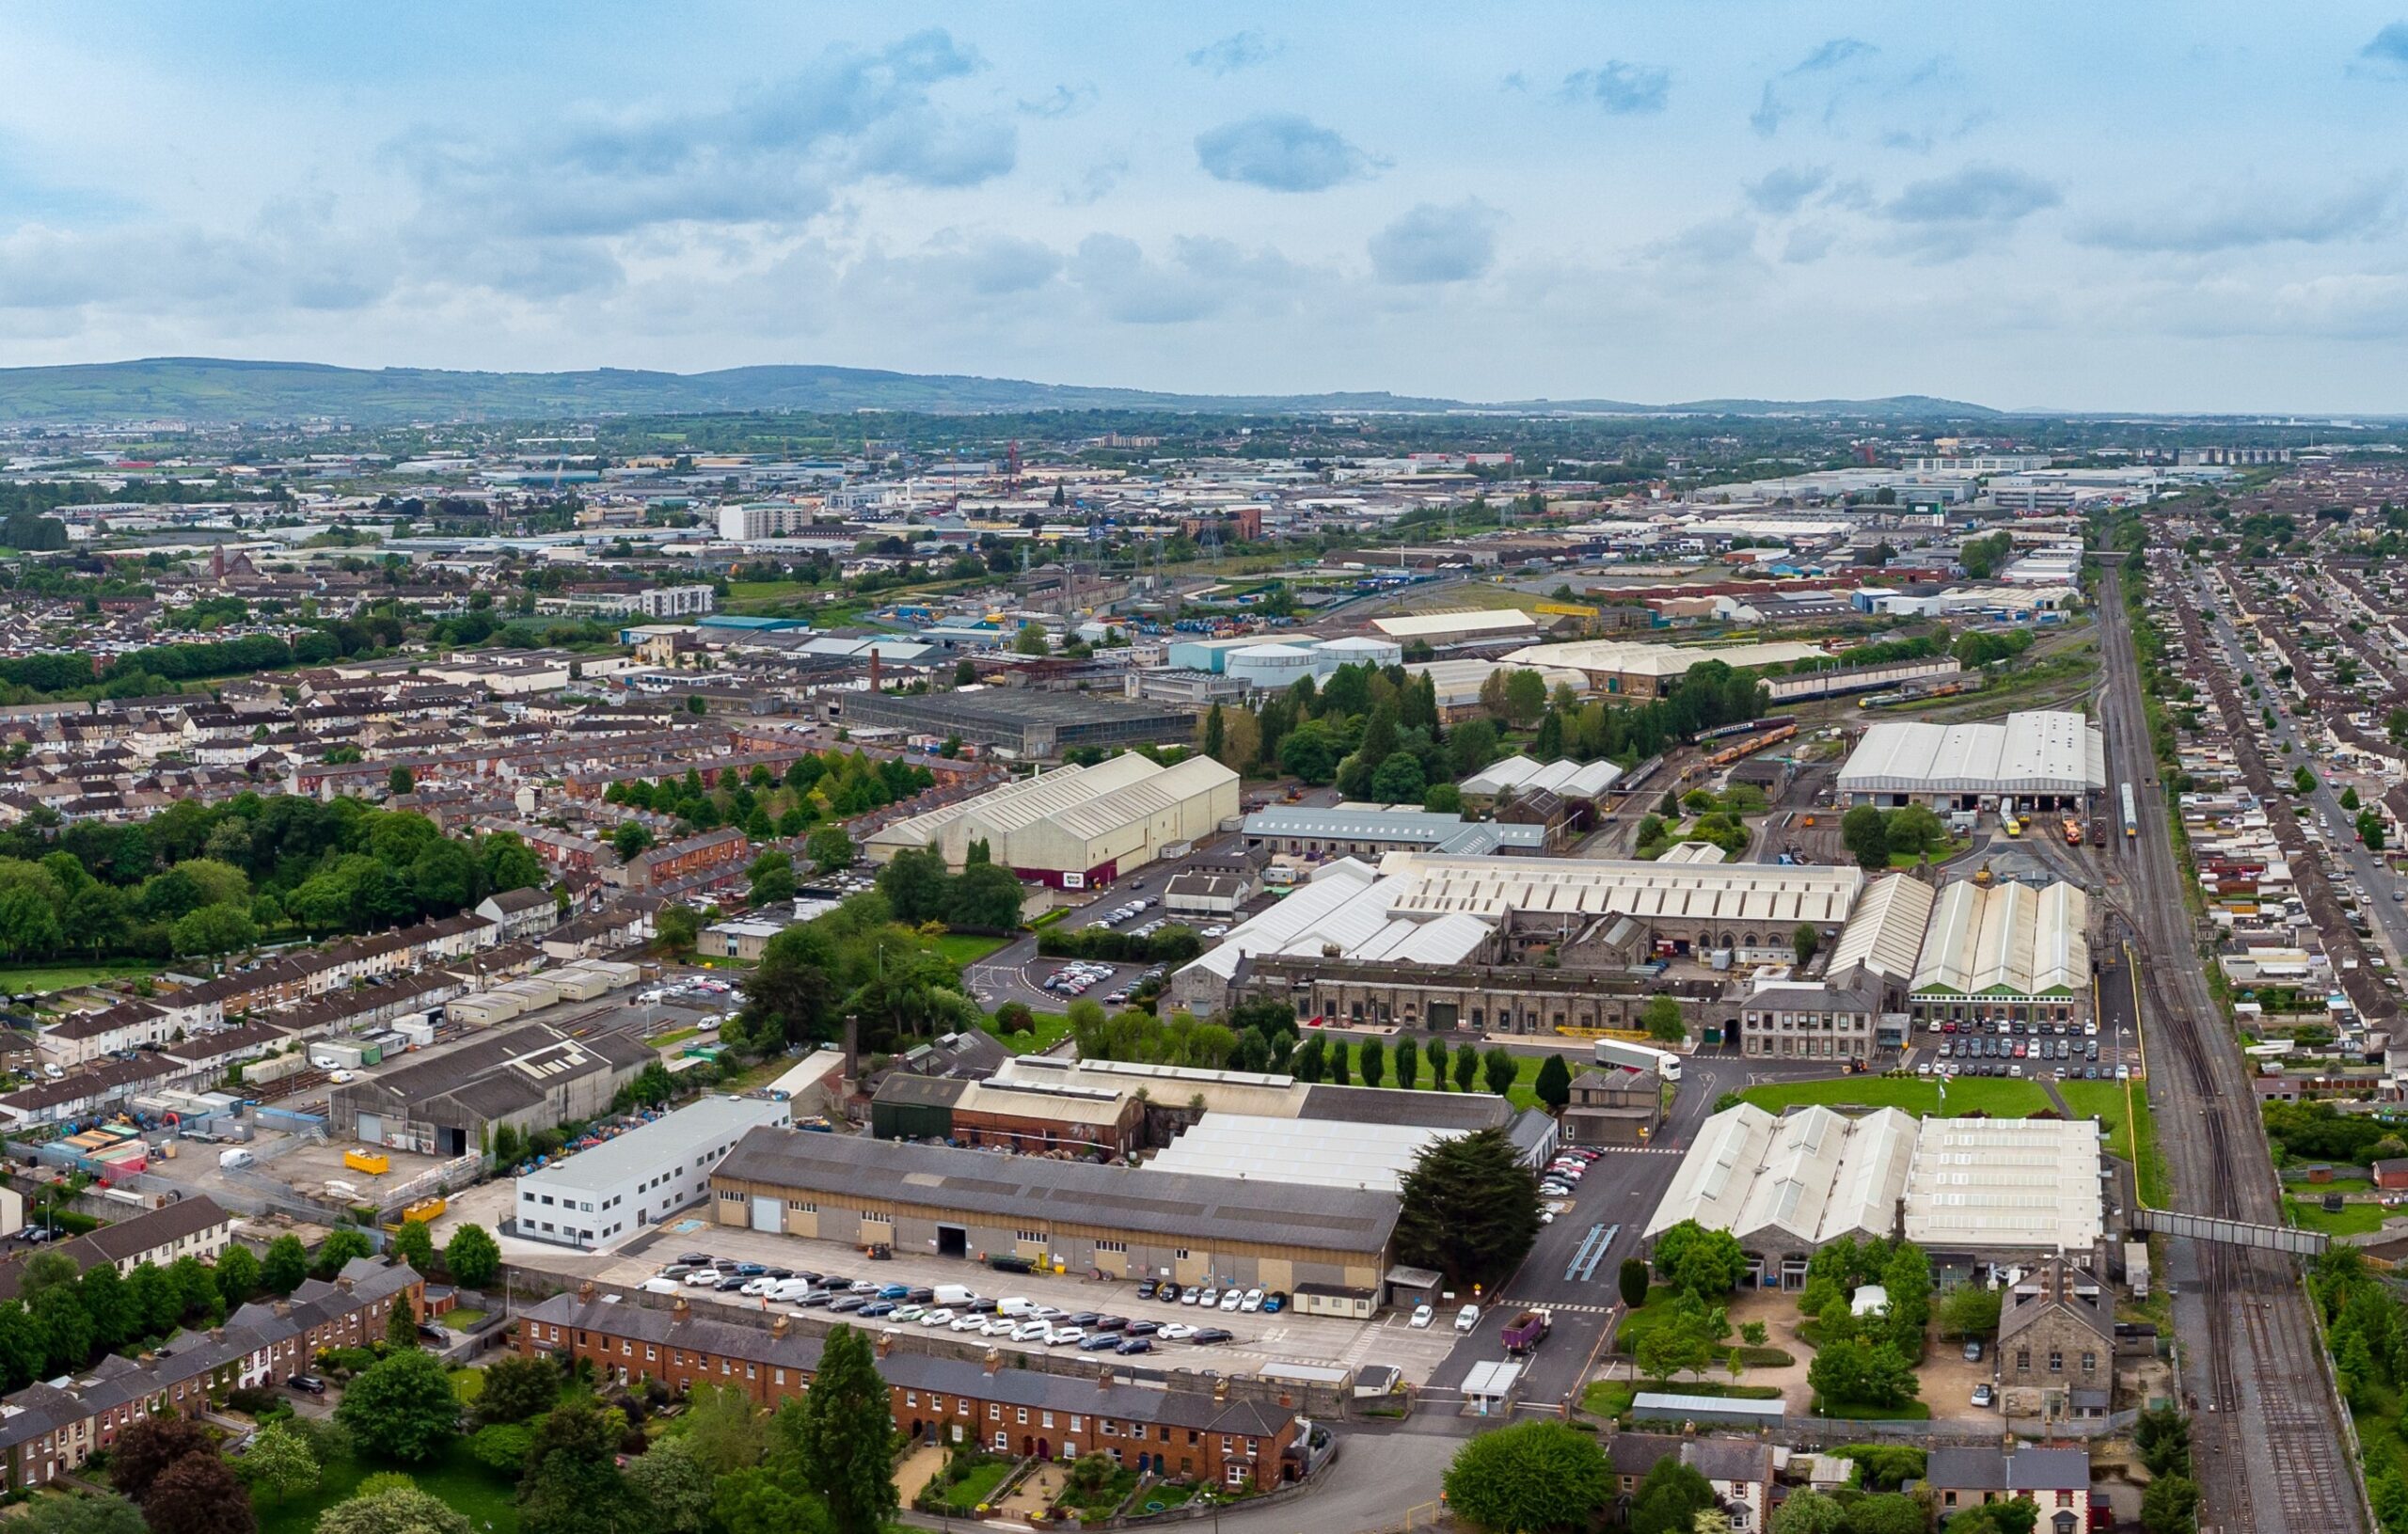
[1910,879,2089,998]
[1837,710,2107,796]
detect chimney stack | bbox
[771,1315,790,1340]
[842,1013,861,1085]
[1097,1368,1112,1394]
[337,1275,353,1293]
[1212,1376,1228,1404]
[578,1280,596,1305]
[983,1346,1001,1376]
[673,1297,690,1322]
[875,1330,893,1359]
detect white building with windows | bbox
[514,1095,792,1251]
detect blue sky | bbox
[3,3,2407,412]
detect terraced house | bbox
[517,1288,1305,1488]
[0,1258,421,1490]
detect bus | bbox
[1594,1037,1682,1082]
[2121,782,2139,839]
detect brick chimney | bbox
[1212,1376,1228,1404]
[673,1297,690,1322]
[336,1275,353,1293]
[983,1346,1001,1376]
[875,1330,894,1359]
[578,1280,595,1304]
[771,1315,790,1340]
[1097,1368,1112,1394]
[842,1013,861,1086]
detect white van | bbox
[768,1278,813,1302]
[932,1284,981,1308]
[995,1297,1036,1319]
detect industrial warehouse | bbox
[841,688,1198,759]
[1836,708,2108,810]
[1643,1102,2107,1287]
[707,1125,1402,1301]
[865,751,1238,887]
[1908,877,2094,1030]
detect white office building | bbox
[514,1096,793,1251]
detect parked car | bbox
[1160,1323,1197,1340]
[1409,1305,1434,1329]
[1972,1383,1994,1409]
[289,1375,327,1395]
[1191,1327,1233,1345]
[1455,1305,1481,1333]
[1115,1336,1155,1355]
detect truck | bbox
[218,1147,255,1171]
[1593,1037,1683,1083]
[1502,1309,1552,1354]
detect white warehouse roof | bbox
[1377,853,1864,926]
[1838,710,2107,798]
[1828,874,1939,982]
[1902,1116,2104,1252]
[1910,879,2089,999]
[515,1095,792,1201]
[1643,1103,1916,1249]
[1372,609,1539,640]
[1146,1113,1451,1191]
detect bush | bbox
[468,1422,531,1474]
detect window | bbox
[786,1198,816,1212]
[906,1392,917,1407]
[2016,1349,2031,1371]
[1096,1240,1127,1254]
[2081,1352,2097,1372]
[2048,1350,2063,1372]
[1014,1229,1048,1244]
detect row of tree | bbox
[604,750,935,841]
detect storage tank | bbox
[1315,635,1405,669]
[1226,641,1325,692]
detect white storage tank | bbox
[1316,635,1405,669]
[1227,641,1325,692]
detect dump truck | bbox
[1502,1309,1552,1354]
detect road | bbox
[2099,564,2364,1534]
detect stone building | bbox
[1995,1255,2115,1413]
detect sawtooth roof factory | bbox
[866,751,1238,888]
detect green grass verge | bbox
[2054,1080,2130,1155]
[2286,1197,2395,1236]
[644,1027,702,1048]
[932,933,1009,965]
[925,1457,1014,1514]
[440,1308,486,1331]
[256,1440,517,1534]
[0,961,161,995]
[1737,1076,2052,1119]
[1888,834,1972,868]
[449,1367,484,1404]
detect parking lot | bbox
[527,1220,1466,1384]
[1902,1019,2134,1084]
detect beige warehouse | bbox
[865,752,1238,888]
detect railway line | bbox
[2098,565,2364,1534]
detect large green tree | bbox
[1440,1420,1608,1532]
[1628,1457,1718,1534]
[788,1326,900,1534]
[475,1352,562,1427]
[1651,1220,1749,1298]
[1534,1052,1573,1112]
[141,1453,254,1534]
[518,1400,650,1534]
[1840,805,1889,870]
[314,1485,473,1534]
[233,1421,320,1504]
[444,1223,501,1289]
[1392,1129,1542,1290]
[337,1351,461,1463]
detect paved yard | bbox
[893,1441,948,1504]
[998,1461,1068,1518]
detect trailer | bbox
[1593,1037,1682,1083]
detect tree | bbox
[1393,1036,1419,1088]
[611,822,655,862]
[1946,1499,2038,1534]
[625,1438,717,1534]
[788,1325,899,1534]
[143,1452,255,1534]
[1423,1037,1448,1090]
[655,901,704,957]
[1453,1042,1480,1092]
[446,1223,501,1289]
[804,826,854,873]
[475,1352,562,1426]
[520,1400,649,1534]
[1391,1129,1541,1289]
[1201,703,1225,761]
[1621,1257,1652,1308]
[1629,1457,1718,1534]
[315,1485,473,1534]
[1482,1046,1516,1096]
[1642,994,1687,1044]
[338,1350,462,1463]
[388,1219,436,1276]
[748,851,798,907]
[171,903,259,957]
[1793,924,1819,967]
[2141,1475,2199,1534]
[214,1241,261,1306]
[1635,1297,1719,1384]
[112,1415,218,1503]
[1841,805,1889,870]
[314,1227,373,1279]
[1938,1282,2002,1339]
[2134,1405,2193,1478]
[946,861,1025,931]
[1358,1036,1386,1087]
[388,767,415,797]
[1768,1490,1847,1534]
[1807,1336,1920,1410]
[236,1421,321,1504]
[11,1494,146,1534]
[1535,1052,1573,1111]
[386,1292,421,1350]
[2343,784,2362,811]
[1013,623,1049,656]
[680,1382,769,1476]
[1652,1220,1749,1298]
[1440,1420,1608,1534]
[1370,751,1426,804]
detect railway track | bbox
[2099,565,2363,1534]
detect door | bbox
[752,1195,782,1233]
[1428,1003,1458,1029]
[356,1113,385,1146]
[938,1225,969,1259]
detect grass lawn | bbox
[1812,1398,1932,1421]
[645,1027,702,1048]
[983,1011,1073,1054]
[1586,1379,1785,1419]
[2055,1080,2129,1151]
[441,1307,487,1331]
[257,1441,517,1534]
[1888,834,1972,868]
[0,961,158,995]
[1612,1290,1791,1366]
[932,933,1009,965]
[449,1367,485,1404]
[1057,1466,1139,1513]
[1737,1076,2051,1119]
[1139,1481,1202,1512]
[2286,1197,2395,1236]
[2131,1092,2168,1206]
[925,1457,1015,1513]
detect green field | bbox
[933,933,1009,965]
[983,1011,1074,1054]
[1736,1076,2051,1119]
[0,961,159,996]
[2286,1197,2395,1237]
[2054,1080,2132,1153]
[256,1440,518,1534]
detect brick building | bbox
[517,1289,1303,1488]
[0,1258,421,1489]
[621,827,749,890]
[1560,1067,1664,1147]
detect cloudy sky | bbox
[4,2,2408,412]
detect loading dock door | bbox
[1428,1004,1458,1029]
[938,1224,968,1259]
[752,1195,782,1233]
[356,1114,385,1146]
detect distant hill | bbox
[0,356,2004,426]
